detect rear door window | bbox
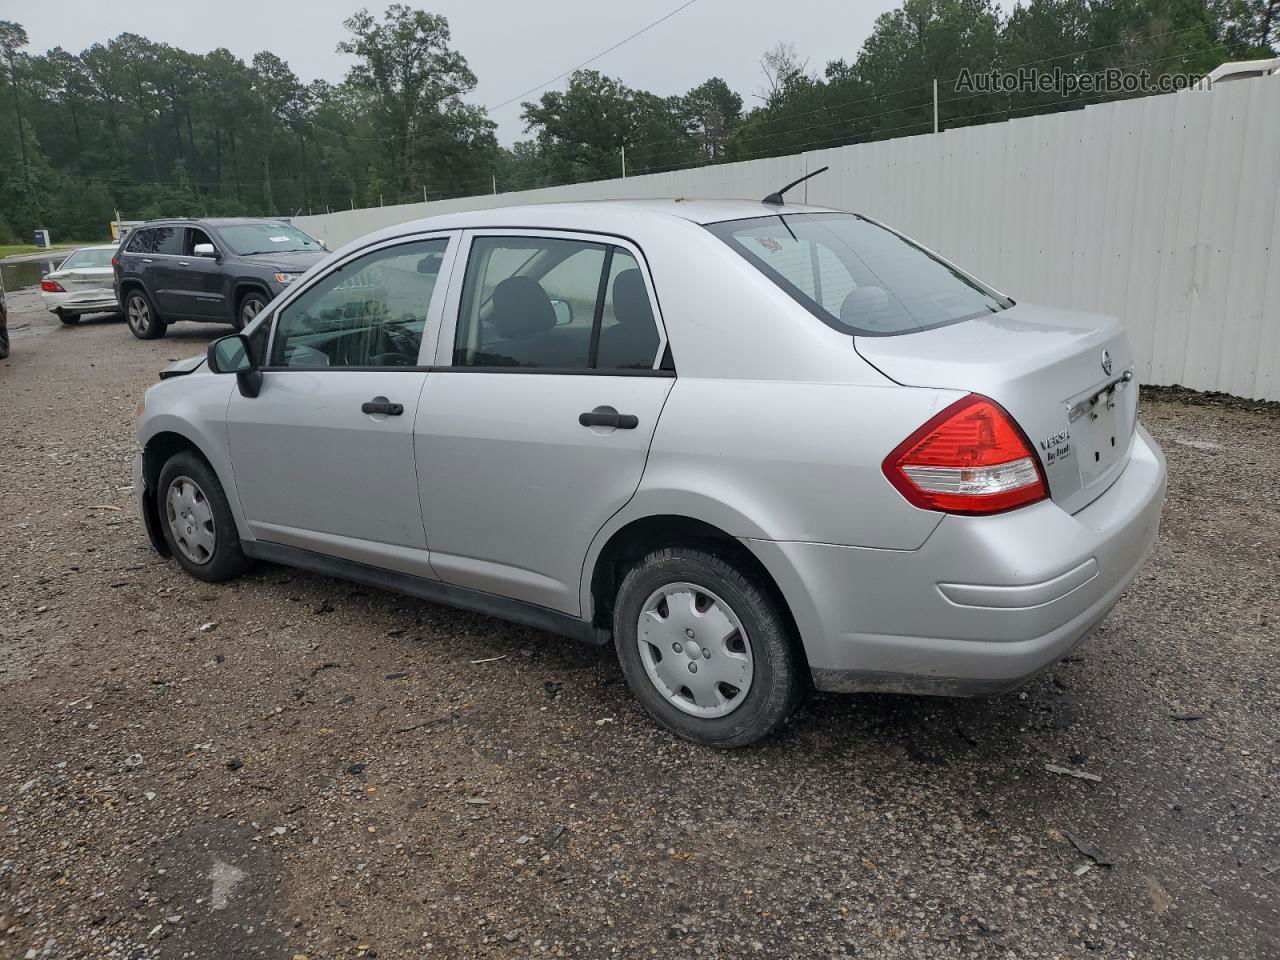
[129,226,182,256]
[453,236,664,371]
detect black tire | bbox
[0,310,9,359]
[57,309,80,325]
[156,451,252,583]
[612,546,805,748]
[124,288,166,340]
[235,290,269,330]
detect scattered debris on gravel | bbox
[1,293,1277,958]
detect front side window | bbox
[707,213,1010,336]
[60,248,114,269]
[453,236,663,370]
[270,238,448,368]
[217,222,323,256]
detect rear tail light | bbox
[883,394,1047,515]
[41,279,66,293]
[111,256,118,269]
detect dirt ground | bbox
[0,288,1276,960]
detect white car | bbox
[41,245,121,323]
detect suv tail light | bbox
[41,279,66,293]
[111,255,118,269]
[883,394,1047,515]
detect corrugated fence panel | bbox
[293,76,1280,399]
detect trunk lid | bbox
[49,267,114,292]
[856,302,1138,514]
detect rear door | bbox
[224,232,458,576]
[141,225,188,316]
[415,230,673,614]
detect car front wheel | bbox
[613,546,805,748]
[156,451,251,582]
[125,290,166,340]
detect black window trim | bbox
[451,231,668,374]
[704,212,1011,338]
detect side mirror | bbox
[208,334,253,373]
[207,334,262,397]
[550,298,573,326]
[194,243,219,259]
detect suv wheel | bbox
[125,289,166,340]
[236,291,268,329]
[612,546,805,748]
[0,308,9,359]
[157,451,252,582]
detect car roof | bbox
[395,198,842,233]
[68,244,121,251]
[133,217,290,227]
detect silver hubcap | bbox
[241,299,263,323]
[165,476,216,564]
[637,582,753,718]
[128,297,149,334]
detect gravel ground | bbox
[1,288,1277,960]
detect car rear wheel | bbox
[612,546,805,748]
[236,291,268,330]
[56,309,80,325]
[157,451,251,583]
[0,309,9,359]
[125,289,166,340]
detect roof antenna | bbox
[762,166,829,206]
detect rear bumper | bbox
[750,424,1167,695]
[43,291,119,314]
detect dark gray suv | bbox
[113,218,327,339]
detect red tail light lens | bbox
[41,279,66,293]
[111,256,119,268]
[883,394,1048,515]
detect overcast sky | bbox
[5,0,895,144]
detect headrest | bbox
[490,276,556,339]
[611,269,653,327]
[839,285,892,325]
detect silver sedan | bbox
[41,244,121,323]
[132,198,1166,747]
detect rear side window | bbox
[706,213,1010,336]
[453,236,663,371]
[127,227,182,256]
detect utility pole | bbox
[621,146,627,178]
[492,174,497,195]
[423,184,427,202]
[933,78,939,134]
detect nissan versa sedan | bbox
[133,198,1166,747]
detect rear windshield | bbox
[706,213,1009,336]
[216,223,323,256]
[60,248,115,269]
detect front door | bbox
[225,234,456,576]
[416,231,674,614]
[164,227,226,320]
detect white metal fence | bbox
[295,76,1280,400]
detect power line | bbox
[484,0,703,112]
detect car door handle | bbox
[579,410,639,429]
[178,260,190,266]
[361,396,404,416]
[142,258,154,263]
